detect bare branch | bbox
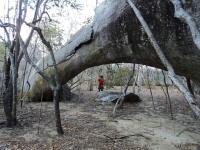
[0,22,16,29]
[21,0,29,22]
[17,0,49,69]
[32,11,52,24]
[19,36,50,82]
[0,20,12,47]
[17,51,24,67]
[23,0,46,48]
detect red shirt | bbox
[98,79,103,87]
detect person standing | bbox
[98,75,104,92]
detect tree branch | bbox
[19,36,50,82]
[32,11,52,24]
[0,20,12,47]
[24,20,61,89]
[23,0,46,48]
[0,22,16,29]
[17,0,47,65]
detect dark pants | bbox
[98,86,103,92]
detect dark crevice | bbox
[45,26,94,70]
[74,26,94,51]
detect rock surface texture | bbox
[27,0,200,100]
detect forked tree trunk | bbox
[10,0,23,126]
[127,0,200,118]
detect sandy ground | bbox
[0,86,200,150]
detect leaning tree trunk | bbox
[113,67,134,117]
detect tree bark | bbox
[53,87,64,135]
[3,82,13,127]
[10,46,19,125]
[2,56,13,127]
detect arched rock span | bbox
[26,0,200,100]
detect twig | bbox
[162,71,173,119]
[146,66,155,110]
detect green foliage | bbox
[42,24,63,48]
[105,65,134,88]
[113,67,133,86]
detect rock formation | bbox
[26,0,200,100]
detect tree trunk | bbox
[11,66,17,125]
[162,71,173,119]
[53,87,64,135]
[113,69,134,116]
[146,67,155,110]
[9,46,18,126]
[3,82,13,127]
[3,59,13,126]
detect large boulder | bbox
[98,91,141,104]
[26,0,200,100]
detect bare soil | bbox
[0,86,200,150]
